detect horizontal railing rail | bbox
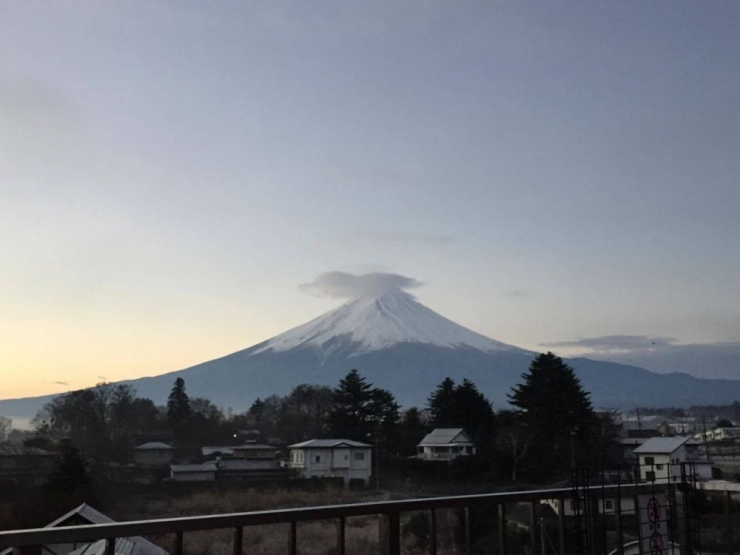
[0,482,665,552]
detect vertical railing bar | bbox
[337,515,346,555]
[726,491,733,555]
[530,501,538,555]
[105,538,115,555]
[464,506,472,555]
[233,526,243,555]
[558,498,566,555]
[498,503,507,555]
[387,511,400,555]
[174,531,183,555]
[289,521,297,555]
[430,508,437,555]
[615,480,624,555]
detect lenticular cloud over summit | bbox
[299,271,424,299]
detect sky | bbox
[1,1,739,399]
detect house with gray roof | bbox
[0,503,168,555]
[416,428,475,461]
[287,439,372,486]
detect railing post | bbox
[105,538,115,555]
[430,508,437,555]
[173,531,183,555]
[726,491,734,555]
[12,547,41,555]
[558,498,566,555]
[530,501,539,555]
[498,503,507,555]
[464,506,472,555]
[233,526,243,555]
[289,521,297,555]
[379,511,400,555]
[337,516,345,555]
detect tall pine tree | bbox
[167,377,191,444]
[508,352,598,479]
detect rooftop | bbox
[633,436,691,455]
[288,439,371,449]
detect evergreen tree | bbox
[167,377,191,444]
[397,407,429,455]
[44,440,95,512]
[427,377,457,427]
[328,369,374,441]
[508,352,599,479]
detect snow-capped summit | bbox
[253,289,523,356]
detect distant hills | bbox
[3,289,740,421]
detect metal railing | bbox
[0,482,667,555]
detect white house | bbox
[416,428,476,461]
[287,439,372,486]
[633,436,713,483]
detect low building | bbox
[0,444,56,486]
[634,436,713,482]
[0,503,168,555]
[170,462,218,481]
[133,442,175,466]
[416,428,475,461]
[287,439,372,486]
[231,443,277,459]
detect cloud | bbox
[541,335,740,380]
[300,271,424,299]
[542,335,676,352]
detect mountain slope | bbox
[3,289,740,420]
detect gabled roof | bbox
[417,428,472,446]
[134,442,174,451]
[170,462,218,473]
[288,439,372,449]
[0,504,168,555]
[633,436,691,455]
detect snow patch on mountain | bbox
[253,290,523,355]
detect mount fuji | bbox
[4,288,740,420]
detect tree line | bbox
[28,352,621,483]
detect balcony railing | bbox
[0,482,673,555]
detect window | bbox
[646,471,656,481]
[354,452,365,461]
[314,455,321,463]
[655,464,663,470]
[644,456,654,465]
[605,500,614,510]
[344,455,349,461]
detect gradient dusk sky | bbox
[1,1,739,399]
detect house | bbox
[620,415,663,438]
[231,443,278,459]
[0,503,168,555]
[170,462,217,481]
[416,428,476,461]
[633,436,713,482]
[133,442,175,466]
[287,439,372,486]
[0,444,56,486]
[542,496,637,517]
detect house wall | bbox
[170,470,215,482]
[134,450,174,466]
[289,447,371,485]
